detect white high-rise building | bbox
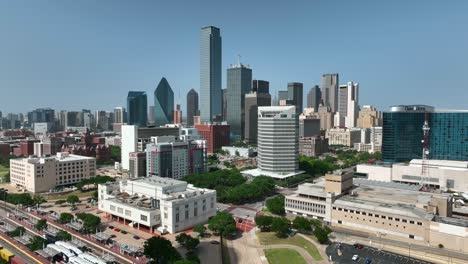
[257,106,298,174]
[345,82,359,128]
[114,107,126,124]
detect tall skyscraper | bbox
[200,26,222,122]
[222,88,227,121]
[307,85,321,111]
[287,82,303,114]
[226,63,252,140]
[278,90,288,102]
[154,77,174,126]
[173,104,182,125]
[127,91,148,127]
[114,107,125,124]
[257,106,298,174]
[245,80,271,144]
[186,89,199,127]
[148,106,155,125]
[322,73,339,112]
[252,80,269,94]
[345,82,359,128]
[338,84,348,116]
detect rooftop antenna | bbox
[237,54,242,66]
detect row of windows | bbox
[333,206,423,226]
[336,220,419,239]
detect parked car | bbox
[133,235,140,240]
[114,228,121,232]
[210,240,220,245]
[121,230,127,234]
[365,257,372,264]
[354,243,364,249]
[108,226,114,229]
[352,255,359,261]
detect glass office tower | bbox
[154,77,174,126]
[200,26,222,122]
[382,105,468,162]
[430,112,468,161]
[127,91,148,127]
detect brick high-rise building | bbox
[20,139,38,156]
[173,104,182,125]
[195,123,230,154]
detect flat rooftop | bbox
[242,168,305,179]
[128,176,185,188]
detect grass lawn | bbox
[0,165,8,179]
[264,248,307,264]
[257,232,323,261]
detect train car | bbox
[68,256,95,264]
[47,244,75,263]
[55,241,83,256]
[0,247,14,262]
[78,253,107,264]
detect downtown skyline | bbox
[1,0,467,114]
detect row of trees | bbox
[0,191,48,207]
[57,212,100,234]
[76,175,115,190]
[255,215,332,244]
[6,225,48,251]
[221,176,276,204]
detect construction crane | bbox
[420,112,430,189]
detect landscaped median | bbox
[264,248,307,264]
[257,232,323,261]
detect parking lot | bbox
[326,243,432,264]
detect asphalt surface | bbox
[326,243,434,264]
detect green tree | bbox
[309,219,322,229]
[254,215,273,232]
[33,195,47,207]
[56,230,72,241]
[6,226,25,237]
[192,225,207,237]
[292,217,311,232]
[28,235,47,251]
[59,212,74,224]
[35,219,47,231]
[314,226,332,244]
[144,236,181,264]
[265,195,285,215]
[66,195,80,206]
[271,217,290,238]
[185,251,200,264]
[6,193,33,206]
[176,233,200,252]
[235,150,240,156]
[92,190,98,201]
[110,145,121,162]
[76,213,101,233]
[208,212,237,237]
[174,260,193,264]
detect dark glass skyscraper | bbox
[154,77,174,126]
[200,26,222,122]
[127,91,148,127]
[245,81,271,144]
[287,82,303,114]
[226,63,252,140]
[252,80,269,94]
[307,85,321,111]
[382,105,468,162]
[186,89,199,126]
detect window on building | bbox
[409,235,414,239]
[175,213,179,223]
[375,214,379,218]
[203,205,206,211]
[395,218,400,221]
[402,219,407,223]
[381,215,386,219]
[185,211,189,219]
[369,213,373,217]
[338,220,342,224]
[388,217,393,220]
[164,213,168,219]
[410,220,414,224]
[141,215,148,221]
[417,222,422,226]
[194,207,198,217]
[125,210,131,216]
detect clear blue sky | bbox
[1,0,467,115]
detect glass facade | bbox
[154,77,174,126]
[226,64,252,140]
[383,109,468,162]
[382,112,425,162]
[200,26,222,122]
[430,113,468,161]
[126,91,147,127]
